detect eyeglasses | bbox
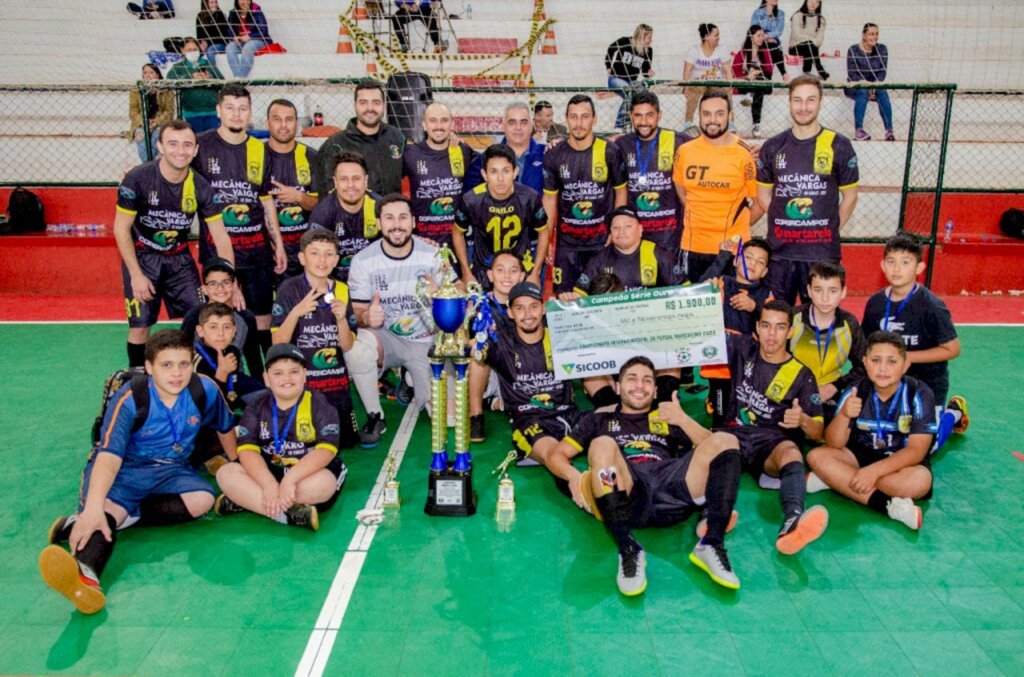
[205,280,234,289]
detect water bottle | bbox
[943,217,953,244]
[466,3,472,19]
[313,105,324,127]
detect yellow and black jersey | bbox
[789,305,865,386]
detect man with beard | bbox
[265,98,320,277]
[344,194,443,446]
[193,84,287,359]
[317,79,405,197]
[307,152,381,282]
[542,95,628,294]
[465,102,546,196]
[115,119,234,368]
[613,91,685,251]
[672,89,762,284]
[402,101,477,250]
[756,75,859,304]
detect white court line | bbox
[295,404,420,677]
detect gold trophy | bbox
[416,245,484,517]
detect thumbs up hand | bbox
[367,290,385,328]
[780,397,803,429]
[840,387,863,419]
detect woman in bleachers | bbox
[846,22,893,141]
[750,0,787,82]
[128,63,175,161]
[167,38,225,133]
[197,0,231,69]
[605,24,654,131]
[788,0,828,80]
[732,25,772,138]
[226,0,271,78]
[682,23,730,126]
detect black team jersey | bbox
[484,326,573,422]
[116,162,222,254]
[614,129,685,250]
[565,405,693,462]
[402,140,477,242]
[455,182,547,273]
[542,138,628,250]
[266,142,319,266]
[271,275,356,411]
[193,130,275,268]
[756,128,858,261]
[700,251,775,336]
[790,305,865,387]
[575,240,679,294]
[237,388,344,466]
[308,193,381,279]
[726,334,823,429]
[837,376,937,455]
[861,284,957,402]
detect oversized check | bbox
[546,283,726,380]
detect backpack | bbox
[999,208,1024,240]
[91,370,207,446]
[5,187,45,233]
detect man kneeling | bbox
[550,357,744,594]
[214,343,347,531]
[807,331,935,530]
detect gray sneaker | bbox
[617,548,647,596]
[689,541,740,590]
[886,497,922,530]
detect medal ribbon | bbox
[882,283,917,331]
[635,136,657,184]
[272,402,299,456]
[872,383,904,446]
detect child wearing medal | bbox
[214,343,347,531]
[193,301,265,406]
[807,331,937,531]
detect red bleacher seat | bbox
[453,116,503,134]
[457,38,518,55]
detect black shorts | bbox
[721,425,792,476]
[765,258,837,306]
[677,249,719,284]
[122,250,202,328]
[849,444,932,471]
[553,246,600,293]
[626,455,697,528]
[266,454,348,512]
[235,266,276,316]
[511,410,580,454]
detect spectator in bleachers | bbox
[392,1,443,54]
[197,0,231,68]
[127,0,175,19]
[732,25,773,138]
[605,24,654,131]
[129,63,175,161]
[750,0,788,82]
[683,23,730,126]
[167,38,224,133]
[533,101,567,143]
[226,0,271,78]
[846,23,893,141]
[788,0,828,80]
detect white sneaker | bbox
[758,472,781,490]
[806,471,830,493]
[751,124,761,138]
[617,549,647,596]
[886,497,923,530]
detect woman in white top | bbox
[788,0,829,80]
[683,23,731,124]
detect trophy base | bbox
[425,466,477,517]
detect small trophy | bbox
[493,450,517,532]
[381,453,401,509]
[417,245,484,517]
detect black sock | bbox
[867,489,892,515]
[75,513,119,580]
[656,375,681,403]
[590,385,618,409]
[138,494,197,526]
[779,461,806,520]
[127,342,146,368]
[256,329,272,362]
[679,366,695,386]
[52,516,75,543]
[703,449,741,547]
[593,490,640,555]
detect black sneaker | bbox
[470,414,486,443]
[48,515,76,544]
[360,412,387,448]
[285,504,319,531]
[394,369,414,406]
[214,494,245,516]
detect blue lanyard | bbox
[872,384,904,445]
[634,135,657,180]
[271,400,299,456]
[153,390,185,453]
[305,274,332,307]
[736,239,749,280]
[883,284,917,330]
[810,306,836,366]
[195,342,235,393]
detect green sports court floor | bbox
[1,323,1022,676]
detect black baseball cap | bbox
[606,206,639,226]
[203,256,235,278]
[509,281,543,303]
[265,343,306,368]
